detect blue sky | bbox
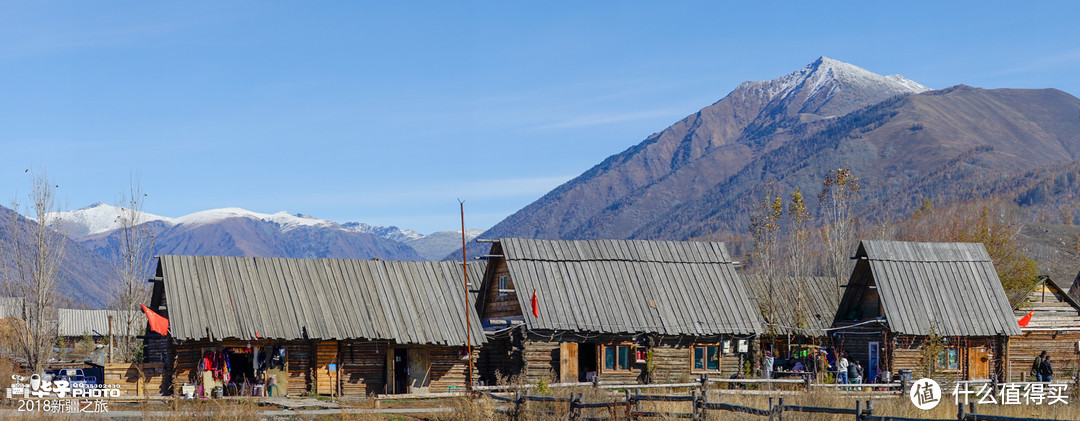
[2,2,1078,234]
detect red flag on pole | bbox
[1018,310,1034,327]
[531,289,539,318]
[141,304,169,336]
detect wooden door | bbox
[315,341,338,395]
[385,351,395,394]
[408,348,430,394]
[867,342,879,383]
[968,346,990,380]
[560,343,579,383]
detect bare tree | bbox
[749,183,784,334]
[1,167,66,372]
[787,188,812,330]
[818,168,860,301]
[111,176,153,362]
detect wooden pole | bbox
[108,315,114,363]
[460,201,473,389]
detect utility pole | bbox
[460,201,473,388]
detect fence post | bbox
[769,397,775,421]
[569,392,580,421]
[804,374,812,392]
[691,390,700,421]
[700,388,709,421]
[700,373,709,393]
[625,389,633,421]
[957,400,965,421]
[855,400,861,421]
[969,401,976,415]
[513,390,522,421]
[865,400,873,417]
[777,397,784,421]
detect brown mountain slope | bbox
[0,207,114,308]
[468,58,930,253]
[630,85,1080,240]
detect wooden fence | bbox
[473,373,904,395]
[101,362,166,397]
[491,392,1058,421]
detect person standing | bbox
[762,350,774,380]
[1031,351,1046,381]
[837,352,850,385]
[816,350,828,382]
[1039,355,1054,382]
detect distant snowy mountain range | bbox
[51,203,482,261]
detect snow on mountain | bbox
[340,222,424,242]
[49,202,171,237]
[54,204,344,237]
[736,56,929,117]
[52,204,475,256]
[172,208,338,231]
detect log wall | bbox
[171,343,201,396]
[1008,331,1080,381]
[482,259,522,319]
[340,341,386,397]
[285,342,311,397]
[521,340,560,383]
[428,346,474,393]
[478,334,523,385]
[509,337,742,385]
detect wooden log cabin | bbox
[745,276,842,360]
[147,256,485,397]
[1007,276,1080,381]
[475,238,764,385]
[832,241,1020,383]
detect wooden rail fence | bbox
[491,392,1058,421]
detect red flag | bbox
[141,304,169,336]
[1018,310,1034,327]
[531,289,539,318]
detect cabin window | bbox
[692,345,721,371]
[497,275,513,296]
[937,347,959,371]
[603,344,632,371]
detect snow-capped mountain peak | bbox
[51,205,340,237]
[736,56,930,117]
[49,202,171,237]
[171,208,337,231]
[340,222,424,242]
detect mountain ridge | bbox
[461,58,1080,258]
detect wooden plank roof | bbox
[1012,276,1080,331]
[853,240,1020,337]
[745,276,841,336]
[495,238,763,336]
[158,256,486,345]
[57,309,143,337]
